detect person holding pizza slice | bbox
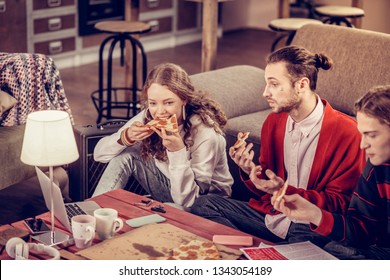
[191,46,365,246]
[272,85,390,259]
[92,63,233,209]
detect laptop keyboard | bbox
[65,203,87,221]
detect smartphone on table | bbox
[23,218,50,234]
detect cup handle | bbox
[84,225,95,244]
[112,218,124,233]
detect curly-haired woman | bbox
[92,63,233,209]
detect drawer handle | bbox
[48,0,61,8]
[148,20,159,32]
[0,1,6,13]
[48,18,62,31]
[49,41,63,54]
[147,0,159,8]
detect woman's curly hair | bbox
[140,63,227,161]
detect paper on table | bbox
[240,241,338,260]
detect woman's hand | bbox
[271,193,322,226]
[125,121,154,142]
[151,127,185,152]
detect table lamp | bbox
[20,110,79,246]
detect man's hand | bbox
[250,167,284,194]
[229,142,255,175]
[271,193,322,226]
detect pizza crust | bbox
[275,179,288,202]
[233,132,250,149]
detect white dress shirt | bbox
[265,95,325,239]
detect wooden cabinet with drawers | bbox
[32,0,74,10]
[139,0,173,11]
[28,0,77,56]
[0,0,201,68]
[138,0,174,37]
[34,37,75,56]
[33,14,75,34]
[0,0,27,53]
[177,0,198,31]
[138,0,199,35]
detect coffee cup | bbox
[71,214,96,249]
[94,208,124,240]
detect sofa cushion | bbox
[0,89,17,117]
[190,65,269,119]
[0,125,35,190]
[224,109,272,147]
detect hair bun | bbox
[315,53,333,70]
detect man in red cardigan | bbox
[272,85,390,259]
[191,46,365,246]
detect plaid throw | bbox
[0,52,73,126]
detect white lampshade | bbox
[21,110,79,167]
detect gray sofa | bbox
[191,24,390,200]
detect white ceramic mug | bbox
[71,215,96,249]
[94,208,124,240]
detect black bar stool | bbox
[269,18,323,52]
[290,0,319,19]
[92,21,151,123]
[314,5,365,27]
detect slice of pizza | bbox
[146,114,179,133]
[275,179,288,202]
[233,132,250,149]
[171,240,221,260]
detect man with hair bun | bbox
[191,46,365,247]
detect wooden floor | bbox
[60,28,275,126]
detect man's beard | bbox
[272,92,300,113]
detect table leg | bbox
[201,0,218,72]
[351,0,363,28]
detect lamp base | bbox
[31,230,71,246]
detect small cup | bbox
[71,215,96,249]
[94,208,124,240]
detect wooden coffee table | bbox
[0,189,270,260]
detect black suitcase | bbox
[69,120,146,201]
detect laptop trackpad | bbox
[78,201,101,215]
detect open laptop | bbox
[35,167,100,231]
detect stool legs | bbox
[129,35,148,114]
[94,33,147,123]
[323,17,353,27]
[271,31,296,52]
[285,32,296,47]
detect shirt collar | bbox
[287,95,324,137]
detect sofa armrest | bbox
[190,65,269,119]
[0,125,35,190]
